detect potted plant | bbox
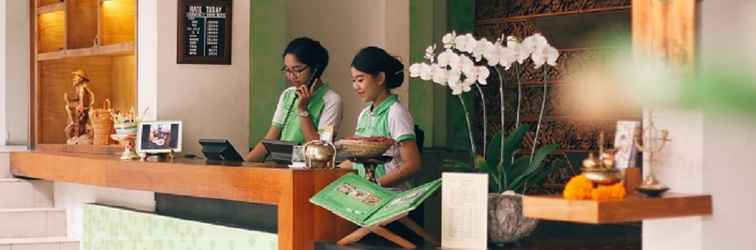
[410,32,562,244]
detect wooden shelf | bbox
[523,193,712,224]
[37,42,134,61]
[37,2,65,15]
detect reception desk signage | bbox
[177,0,233,65]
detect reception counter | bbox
[10,151,354,250]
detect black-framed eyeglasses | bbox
[281,65,309,77]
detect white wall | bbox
[141,0,250,155]
[643,1,756,249]
[54,0,251,240]
[287,0,410,137]
[0,0,30,146]
[699,1,756,249]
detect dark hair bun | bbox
[351,46,405,89]
[283,37,329,79]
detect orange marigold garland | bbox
[563,176,626,201]
[563,175,594,200]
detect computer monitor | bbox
[261,139,297,165]
[199,139,244,164]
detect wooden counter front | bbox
[10,151,354,250]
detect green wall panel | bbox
[83,204,277,250]
[250,0,288,148]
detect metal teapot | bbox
[303,140,337,169]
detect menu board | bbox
[177,0,232,65]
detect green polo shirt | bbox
[353,95,416,190]
[272,84,342,144]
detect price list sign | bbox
[177,0,233,64]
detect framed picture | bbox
[177,0,233,64]
[614,120,641,170]
[136,121,183,154]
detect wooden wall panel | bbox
[101,0,136,45]
[38,0,63,6]
[110,55,136,113]
[39,57,113,143]
[37,11,65,53]
[66,0,99,49]
[632,0,696,66]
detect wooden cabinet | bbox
[32,0,137,144]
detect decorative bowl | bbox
[636,185,670,197]
[335,137,394,159]
[582,168,622,185]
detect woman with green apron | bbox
[245,37,343,162]
[339,47,422,191]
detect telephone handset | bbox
[304,66,320,93]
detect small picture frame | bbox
[614,120,641,170]
[136,121,183,154]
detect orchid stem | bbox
[531,65,549,163]
[458,95,477,160]
[515,64,523,129]
[495,67,505,168]
[474,83,487,158]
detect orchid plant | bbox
[410,32,561,193]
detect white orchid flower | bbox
[531,45,559,68]
[447,51,461,69]
[506,35,520,49]
[442,31,456,49]
[498,46,517,70]
[420,63,433,80]
[424,45,436,62]
[528,33,550,50]
[409,63,423,78]
[459,54,474,71]
[449,81,464,95]
[447,68,462,87]
[471,38,491,62]
[545,46,560,66]
[455,33,476,53]
[431,65,448,86]
[437,49,452,67]
[476,66,490,85]
[483,41,500,66]
[462,63,478,82]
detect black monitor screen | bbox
[199,139,244,163]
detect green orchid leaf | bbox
[509,144,559,191]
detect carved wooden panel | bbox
[473,0,638,192]
[476,0,631,20]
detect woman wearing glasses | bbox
[338,47,421,191]
[245,37,343,162]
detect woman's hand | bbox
[296,85,312,111]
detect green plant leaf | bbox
[476,155,502,192]
[509,144,559,191]
[485,125,531,173]
[506,155,532,185]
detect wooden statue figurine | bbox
[64,69,95,144]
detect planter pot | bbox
[488,192,538,244]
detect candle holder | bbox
[633,110,671,196]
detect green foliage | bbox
[442,125,560,194]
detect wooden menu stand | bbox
[337,214,439,249]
